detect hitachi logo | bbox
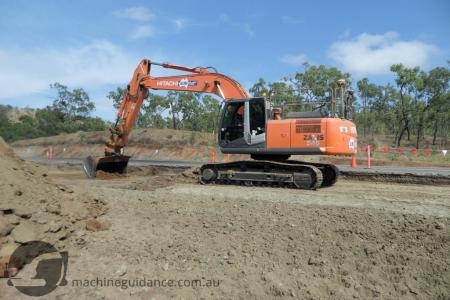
[155,78,198,88]
[156,81,179,86]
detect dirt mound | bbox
[0,137,20,159]
[0,136,107,277]
[95,170,129,180]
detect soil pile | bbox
[0,137,107,277]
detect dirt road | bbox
[1,163,449,300]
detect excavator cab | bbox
[218,93,357,159]
[219,100,247,144]
[219,97,269,149]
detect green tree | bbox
[292,63,351,102]
[35,106,65,136]
[356,78,382,137]
[390,64,450,148]
[267,80,297,109]
[0,114,42,142]
[50,83,95,120]
[178,92,203,131]
[390,64,421,146]
[136,93,170,128]
[166,91,182,130]
[289,62,351,116]
[371,84,399,136]
[199,95,221,132]
[423,66,450,147]
[249,78,270,97]
[106,87,126,110]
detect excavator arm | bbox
[107,59,248,156]
[83,59,248,177]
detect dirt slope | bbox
[0,137,107,277]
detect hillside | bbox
[8,128,450,167]
[0,106,36,122]
[10,128,232,162]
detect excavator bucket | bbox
[82,155,130,178]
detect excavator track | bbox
[199,160,336,190]
[284,161,339,187]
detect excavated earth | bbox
[1,137,450,299]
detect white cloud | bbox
[281,53,308,66]
[244,24,255,38]
[0,40,140,101]
[328,32,437,76]
[113,7,155,22]
[130,25,155,40]
[173,18,187,31]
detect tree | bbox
[106,87,126,110]
[199,95,221,132]
[390,64,450,148]
[35,106,65,136]
[165,91,181,130]
[136,93,170,128]
[390,64,422,146]
[292,63,351,102]
[249,63,351,116]
[289,62,351,116]
[0,114,43,142]
[50,83,95,120]
[178,92,203,131]
[371,84,399,136]
[105,87,223,132]
[249,78,270,97]
[424,67,450,147]
[267,80,297,109]
[356,78,382,137]
[107,87,168,128]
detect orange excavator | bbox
[83,59,357,189]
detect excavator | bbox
[83,59,357,189]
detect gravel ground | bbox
[2,161,449,299]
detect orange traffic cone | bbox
[351,155,357,168]
[209,147,216,163]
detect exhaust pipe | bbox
[82,155,130,178]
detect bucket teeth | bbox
[82,156,98,178]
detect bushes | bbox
[0,83,108,142]
[0,105,107,142]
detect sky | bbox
[0,0,448,120]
